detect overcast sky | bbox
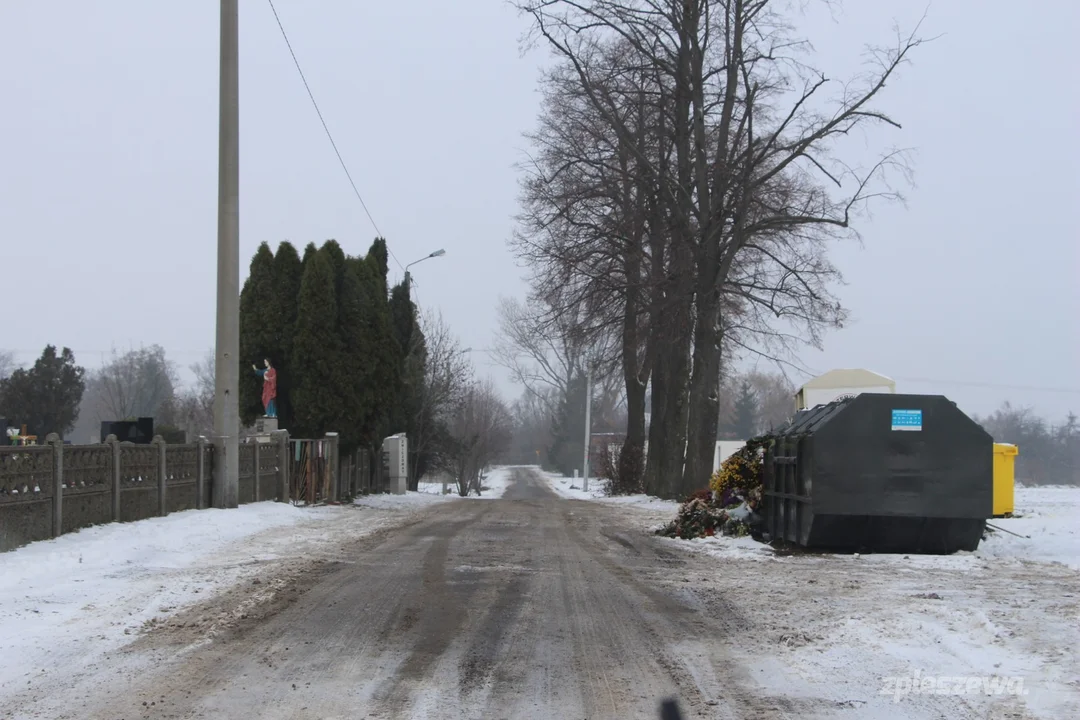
[2,1,1077,421]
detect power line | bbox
[265,0,404,273]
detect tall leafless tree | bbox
[517,0,922,497]
[89,345,178,422]
[494,290,623,418]
[445,377,513,496]
[512,43,672,489]
[410,309,473,487]
[166,352,216,440]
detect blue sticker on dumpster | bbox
[891,409,922,431]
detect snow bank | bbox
[0,500,417,700]
[353,490,456,510]
[399,467,517,500]
[975,486,1080,569]
[417,480,452,496]
[664,533,776,562]
[544,472,607,500]
[542,471,680,514]
[0,503,325,691]
[476,466,515,499]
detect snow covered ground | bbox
[354,487,456,508]
[402,466,518,499]
[543,469,679,515]
[553,473,1080,719]
[477,465,520,498]
[977,485,1080,569]
[0,496,438,708]
[3,470,1075,719]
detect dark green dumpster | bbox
[762,393,993,553]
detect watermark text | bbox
[880,670,1026,702]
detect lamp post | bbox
[404,248,446,287]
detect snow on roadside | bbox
[541,470,680,514]
[600,484,1080,718]
[550,466,1080,573]
[353,489,457,509]
[391,466,517,500]
[417,480,452,496]
[0,499,424,701]
[544,471,607,500]
[666,533,778,562]
[476,466,516,499]
[975,486,1080,569]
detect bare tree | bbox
[167,352,215,440]
[410,309,473,487]
[517,0,922,496]
[0,350,15,382]
[507,387,557,466]
[744,370,797,433]
[445,378,513,497]
[493,292,622,416]
[511,46,668,490]
[717,368,796,436]
[90,345,179,421]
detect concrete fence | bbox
[0,431,295,553]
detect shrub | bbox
[600,442,645,496]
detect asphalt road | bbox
[79,469,773,720]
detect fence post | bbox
[325,432,340,502]
[273,430,289,503]
[106,434,121,522]
[46,433,63,538]
[153,435,167,517]
[253,441,261,502]
[196,436,207,510]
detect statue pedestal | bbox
[254,416,279,443]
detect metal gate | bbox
[289,438,331,504]
[340,448,389,496]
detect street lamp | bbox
[405,249,446,286]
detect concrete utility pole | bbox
[212,0,240,509]
[582,362,593,493]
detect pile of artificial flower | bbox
[656,435,772,540]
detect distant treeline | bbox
[975,403,1079,486]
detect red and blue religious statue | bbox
[252,358,278,418]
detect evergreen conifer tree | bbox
[238,242,277,425]
[267,241,303,428]
[548,371,588,477]
[367,237,390,297]
[731,380,760,440]
[291,247,344,438]
[350,255,401,452]
[389,280,427,486]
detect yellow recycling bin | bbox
[992,443,1018,517]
